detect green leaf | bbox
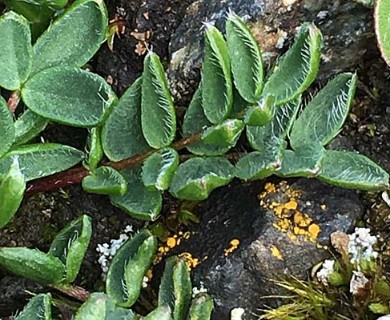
[110,167,162,221]
[15,0,67,10]
[0,11,32,90]
[290,73,357,149]
[158,256,192,320]
[201,119,244,147]
[31,0,108,74]
[187,293,214,320]
[74,293,137,320]
[318,150,390,191]
[102,77,150,161]
[106,230,157,308]
[169,157,235,201]
[14,110,48,146]
[246,97,301,151]
[262,23,322,104]
[142,148,179,191]
[22,66,117,127]
[235,144,284,181]
[183,86,232,156]
[141,52,176,148]
[202,25,233,124]
[0,143,84,181]
[226,12,263,103]
[0,247,66,284]
[84,127,103,170]
[48,215,92,283]
[0,96,15,158]
[0,158,25,228]
[2,0,53,40]
[276,144,325,178]
[15,293,52,320]
[376,0,390,66]
[144,305,172,320]
[244,96,274,126]
[82,166,127,196]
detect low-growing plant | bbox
[0,0,389,318]
[2,218,212,319]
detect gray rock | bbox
[168,0,373,103]
[171,179,363,320]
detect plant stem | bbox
[51,284,90,302]
[25,132,203,195]
[7,91,20,113]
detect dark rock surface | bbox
[169,179,363,320]
[168,0,372,103]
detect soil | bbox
[2,0,390,319]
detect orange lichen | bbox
[178,252,201,270]
[259,181,321,243]
[166,237,176,248]
[224,238,240,256]
[270,245,284,260]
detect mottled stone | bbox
[170,179,363,320]
[168,0,373,103]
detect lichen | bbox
[259,181,321,243]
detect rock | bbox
[168,179,363,320]
[168,0,373,103]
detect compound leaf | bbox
[74,293,138,320]
[14,293,52,320]
[0,247,66,284]
[201,119,244,147]
[0,96,15,158]
[142,148,179,191]
[187,293,214,320]
[22,66,117,127]
[82,166,127,196]
[375,0,390,66]
[246,97,300,151]
[110,167,162,221]
[183,86,232,156]
[141,52,176,149]
[0,143,84,181]
[290,73,357,149]
[318,150,390,191]
[158,256,192,320]
[0,158,25,228]
[48,215,92,283]
[262,23,322,104]
[169,157,235,201]
[202,25,233,124]
[276,144,325,178]
[0,11,32,90]
[102,77,149,161]
[31,0,108,74]
[226,12,263,103]
[14,110,48,146]
[106,230,157,308]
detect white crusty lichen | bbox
[96,225,134,277]
[316,259,336,286]
[231,307,245,320]
[348,227,378,265]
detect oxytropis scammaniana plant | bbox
[0,1,388,319]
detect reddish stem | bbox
[7,91,20,113]
[25,132,203,196]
